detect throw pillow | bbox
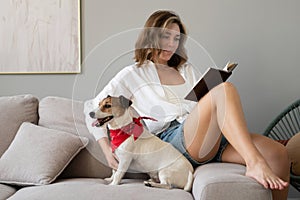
[0,94,38,157]
[38,96,111,178]
[0,122,89,186]
[286,132,300,175]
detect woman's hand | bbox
[105,151,119,170]
[98,137,119,170]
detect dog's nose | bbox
[89,112,95,118]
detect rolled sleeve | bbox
[83,67,132,141]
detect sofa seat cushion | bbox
[38,96,111,179]
[192,163,272,200]
[0,94,38,157]
[8,178,194,200]
[0,183,17,200]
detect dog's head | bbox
[89,95,132,127]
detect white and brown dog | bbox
[89,95,194,191]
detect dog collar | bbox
[109,117,157,152]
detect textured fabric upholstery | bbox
[0,183,17,200]
[192,163,272,200]
[0,123,88,186]
[0,95,273,200]
[38,96,112,178]
[8,178,194,200]
[0,94,38,157]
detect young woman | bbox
[85,10,290,199]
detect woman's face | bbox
[157,23,180,65]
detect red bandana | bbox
[109,117,157,152]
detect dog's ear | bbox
[119,95,132,108]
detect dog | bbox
[89,95,194,191]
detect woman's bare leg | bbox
[183,82,289,196]
[222,134,290,200]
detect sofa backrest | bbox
[0,95,39,157]
[38,96,112,178]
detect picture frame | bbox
[0,0,81,74]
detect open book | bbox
[185,62,238,102]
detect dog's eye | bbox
[104,104,111,109]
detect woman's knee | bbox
[272,141,289,164]
[270,141,291,179]
[218,82,237,93]
[210,82,239,101]
[262,137,290,168]
[253,134,289,164]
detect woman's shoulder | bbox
[178,62,194,73]
[114,63,138,78]
[179,62,200,83]
[113,61,154,79]
[124,61,156,74]
[119,61,152,72]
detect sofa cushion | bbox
[8,178,194,200]
[0,94,38,157]
[0,183,17,200]
[0,122,88,186]
[192,163,272,200]
[38,96,112,178]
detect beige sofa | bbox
[0,95,272,200]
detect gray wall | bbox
[1,0,300,135]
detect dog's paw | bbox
[109,181,120,185]
[144,180,153,187]
[104,177,112,183]
[144,180,172,189]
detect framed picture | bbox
[0,0,81,74]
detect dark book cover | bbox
[185,67,234,102]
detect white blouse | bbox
[162,81,193,123]
[84,61,199,141]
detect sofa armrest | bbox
[192,163,272,200]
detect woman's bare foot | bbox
[245,159,289,190]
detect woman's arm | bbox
[98,137,119,170]
[84,66,133,141]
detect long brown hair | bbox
[134,10,188,69]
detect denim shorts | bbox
[158,120,228,168]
